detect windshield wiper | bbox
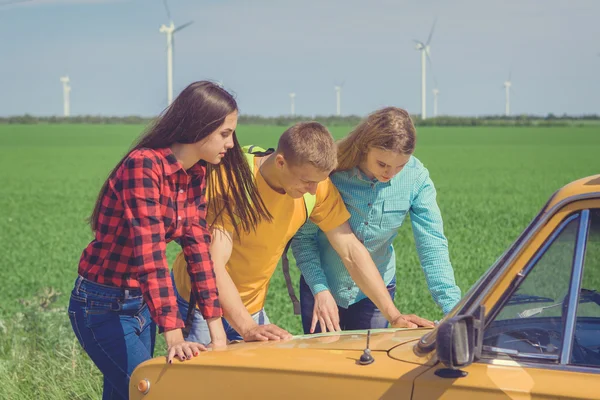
[506,294,554,306]
[483,345,519,356]
[483,345,559,361]
[580,288,600,306]
[518,302,561,318]
[517,288,600,318]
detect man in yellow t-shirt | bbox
[172,122,432,346]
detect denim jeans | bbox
[68,276,156,400]
[171,272,269,345]
[299,275,396,334]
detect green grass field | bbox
[1,124,599,399]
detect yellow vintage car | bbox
[130,175,600,400]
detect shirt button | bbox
[364,221,368,226]
[368,203,372,207]
[177,216,182,221]
[179,189,184,194]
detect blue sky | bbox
[1,0,599,117]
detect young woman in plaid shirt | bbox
[68,81,270,400]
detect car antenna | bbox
[358,330,374,365]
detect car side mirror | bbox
[436,306,484,370]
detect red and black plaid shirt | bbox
[79,147,221,331]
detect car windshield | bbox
[416,194,555,353]
[417,265,492,350]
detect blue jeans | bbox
[68,276,156,400]
[171,272,270,345]
[299,275,396,334]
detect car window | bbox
[482,214,580,359]
[416,193,558,355]
[571,209,600,367]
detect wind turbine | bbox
[159,0,193,106]
[503,72,512,116]
[289,93,296,117]
[60,76,71,117]
[334,82,344,116]
[432,88,439,117]
[414,19,436,120]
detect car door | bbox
[413,205,600,400]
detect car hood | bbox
[130,328,437,400]
[233,327,432,353]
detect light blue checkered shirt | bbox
[291,156,461,315]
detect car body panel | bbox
[546,175,600,211]
[414,360,600,399]
[388,339,437,365]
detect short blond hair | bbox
[336,107,416,171]
[277,122,337,171]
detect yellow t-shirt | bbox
[173,157,350,314]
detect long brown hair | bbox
[336,107,416,172]
[89,81,270,235]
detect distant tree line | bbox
[1,113,599,127]
[415,113,600,127]
[0,115,151,125]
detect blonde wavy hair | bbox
[336,107,416,172]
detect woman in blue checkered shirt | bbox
[291,107,461,334]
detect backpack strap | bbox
[281,190,317,315]
[303,191,316,217]
[242,145,274,158]
[281,240,300,314]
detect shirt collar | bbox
[349,167,369,181]
[348,166,391,187]
[156,147,206,178]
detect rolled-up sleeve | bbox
[410,169,462,314]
